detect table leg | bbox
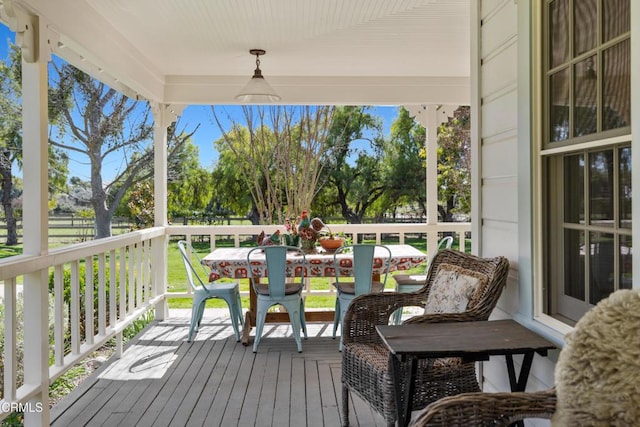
[240,278,258,346]
[390,354,418,427]
[505,352,534,392]
[241,311,252,346]
[504,352,535,427]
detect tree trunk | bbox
[0,151,18,245]
[91,163,112,239]
[94,206,112,239]
[247,205,261,225]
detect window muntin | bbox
[545,0,630,149]
[543,0,630,324]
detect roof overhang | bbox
[2,0,471,105]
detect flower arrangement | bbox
[297,210,319,253]
[282,216,300,247]
[280,210,345,253]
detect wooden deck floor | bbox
[50,310,388,427]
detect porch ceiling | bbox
[4,0,470,105]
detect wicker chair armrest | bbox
[402,311,480,324]
[410,388,557,427]
[342,291,427,345]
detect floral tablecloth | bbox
[201,244,427,281]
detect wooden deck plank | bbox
[133,340,205,427]
[220,342,255,426]
[290,356,308,426]
[318,360,341,427]
[204,336,248,426]
[254,351,280,427]
[117,330,195,426]
[50,323,188,426]
[272,345,292,427]
[51,313,388,427]
[78,375,144,426]
[51,384,118,427]
[305,357,324,427]
[94,324,186,419]
[183,338,237,426]
[152,340,218,425]
[168,339,225,426]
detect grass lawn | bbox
[0,244,22,258]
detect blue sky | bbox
[1,24,399,182]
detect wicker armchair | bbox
[411,289,640,426]
[410,389,556,426]
[340,249,510,426]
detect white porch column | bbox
[405,105,457,259]
[12,5,51,425]
[151,103,182,321]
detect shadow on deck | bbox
[50,310,388,426]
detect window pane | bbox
[550,68,570,142]
[564,229,585,301]
[619,147,631,228]
[589,231,614,304]
[549,0,570,68]
[603,40,630,130]
[603,0,630,42]
[574,56,597,137]
[620,234,632,290]
[564,154,584,223]
[589,150,613,227]
[574,0,597,55]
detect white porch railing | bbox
[0,222,470,424]
[0,227,166,422]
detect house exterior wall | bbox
[475,3,640,424]
[473,1,556,414]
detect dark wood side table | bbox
[377,319,556,427]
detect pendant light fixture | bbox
[235,49,281,102]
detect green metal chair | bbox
[178,240,243,342]
[391,235,454,324]
[332,244,392,350]
[246,245,308,353]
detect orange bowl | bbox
[319,237,344,252]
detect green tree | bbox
[381,107,427,217]
[434,106,471,221]
[209,148,252,219]
[0,46,22,245]
[48,63,195,238]
[127,181,154,229]
[320,106,384,223]
[212,106,344,225]
[0,44,68,245]
[167,138,214,219]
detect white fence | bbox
[0,222,470,424]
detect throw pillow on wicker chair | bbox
[424,263,489,314]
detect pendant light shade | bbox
[235,49,281,103]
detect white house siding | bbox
[474,2,556,421]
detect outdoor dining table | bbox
[201,244,427,345]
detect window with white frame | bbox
[542,0,630,325]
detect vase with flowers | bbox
[282,216,300,247]
[296,210,320,253]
